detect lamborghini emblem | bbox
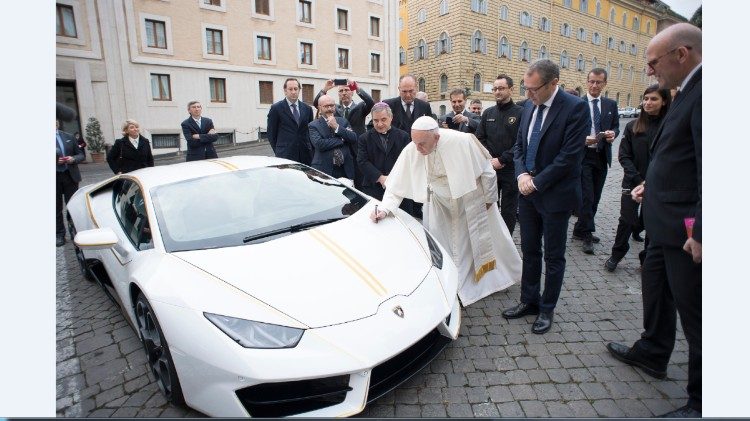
[508,116,517,124]
[393,306,405,318]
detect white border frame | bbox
[256,79,275,108]
[199,0,226,13]
[253,31,276,65]
[208,75,231,106]
[139,13,174,55]
[145,69,177,106]
[297,38,317,70]
[55,0,85,46]
[295,0,316,28]
[335,44,352,73]
[251,0,275,21]
[334,5,351,35]
[202,23,229,61]
[368,13,383,41]
[368,49,383,76]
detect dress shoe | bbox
[56,235,66,247]
[631,232,644,242]
[606,342,667,379]
[659,405,701,418]
[502,302,539,319]
[532,312,553,334]
[572,233,600,243]
[605,257,619,272]
[582,239,595,254]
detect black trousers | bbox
[518,196,571,312]
[573,149,607,237]
[56,170,79,237]
[497,167,519,235]
[610,193,645,261]
[632,243,702,411]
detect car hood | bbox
[172,212,435,328]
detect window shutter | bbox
[435,41,440,55]
[481,38,487,54]
[413,47,418,61]
[447,36,452,53]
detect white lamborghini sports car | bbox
[67,156,461,417]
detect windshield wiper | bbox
[242,218,345,243]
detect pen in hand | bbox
[375,205,379,224]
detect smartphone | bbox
[621,188,632,195]
[597,131,607,141]
[333,78,348,86]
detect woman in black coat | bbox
[605,85,671,271]
[107,119,154,174]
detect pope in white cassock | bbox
[370,116,522,306]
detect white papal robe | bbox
[380,129,522,306]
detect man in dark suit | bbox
[383,74,432,134]
[572,68,620,254]
[606,23,702,418]
[56,119,85,247]
[502,59,590,334]
[308,95,358,180]
[357,102,413,215]
[476,74,523,234]
[181,101,218,161]
[267,78,314,165]
[440,88,480,133]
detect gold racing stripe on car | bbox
[308,230,387,297]
[208,159,239,171]
[85,192,99,228]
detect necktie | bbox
[525,104,546,174]
[291,103,300,124]
[591,98,601,133]
[405,103,412,121]
[56,132,67,171]
[344,107,350,119]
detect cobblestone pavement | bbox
[57,126,690,417]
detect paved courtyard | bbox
[56,125,691,417]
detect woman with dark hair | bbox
[107,119,154,174]
[74,132,86,161]
[605,84,671,271]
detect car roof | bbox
[117,155,296,191]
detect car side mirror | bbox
[74,227,119,250]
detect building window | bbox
[399,47,406,65]
[563,0,571,7]
[560,50,569,68]
[519,81,526,96]
[337,47,349,69]
[576,54,585,71]
[577,27,586,41]
[417,8,426,23]
[619,40,626,52]
[255,0,270,15]
[370,53,381,73]
[204,0,221,5]
[302,84,314,105]
[630,43,637,55]
[632,16,639,31]
[209,78,226,103]
[259,81,273,104]
[520,11,532,27]
[298,0,312,23]
[439,0,448,15]
[300,42,313,65]
[608,37,615,50]
[595,1,601,17]
[371,89,381,102]
[580,0,588,13]
[440,74,448,92]
[472,30,485,53]
[646,21,651,34]
[618,63,623,79]
[398,17,403,31]
[336,8,349,31]
[369,16,380,37]
[592,32,601,45]
[151,134,179,149]
[629,66,634,81]
[561,23,571,37]
[539,17,550,32]
[519,41,530,62]
[256,36,272,60]
[439,105,446,116]
[145,19,167,49]
[418,77,426,92]
[610,8,616,23]
[56,4,77,37]
[538,45,548,59]
[150,74,171,101]
[473,74,481,92]
[621,12,627,27]
[206,29,223,55]
[592,57,598,69]
[471,0,487,14]
[606,61,612,75]
[437,32,451,54]
[416,39,426,60]
[499,5,508,20]
[498,36,510,58]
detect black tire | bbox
[68,220,94,282]
[134,293,186,406]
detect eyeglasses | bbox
[492,86,509,92]
[647,45,692,70]
[587,80,606,86]
[525,81,549,94]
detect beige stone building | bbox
[56,0,398,157]
[400,0,685,115]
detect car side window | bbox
[113,179,153,250]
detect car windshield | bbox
[151,164,369,252]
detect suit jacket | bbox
[643,67,702,246]
[357,127,411,189]
[476,100,523,166]
[181,116,218,161]
[513,89,590,212]
[442,110,480,133]
[308,117,358,179]
[584,95,620,166]
[107,135,155,174]
[267,99,314,165]
[383,97,432,133]
[56,130,84,182]
[313,89,375,136]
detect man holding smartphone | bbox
[572,68,620,254]
[440,88,480,133]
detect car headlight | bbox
[423,229,443,269]
[204,313,304,349]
